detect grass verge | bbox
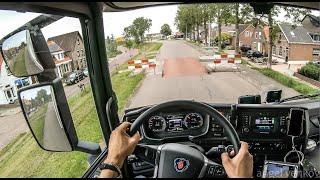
[252,67,319,95]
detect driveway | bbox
[128,40,300,108]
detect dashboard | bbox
[123,103,309,156]
[122,101,319,178]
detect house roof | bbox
[219,24,250,35]
[53,56,72,65]
[47,40,64,53]
[302,14,320,27]
[278,23,314,43]
[47,31,82,53]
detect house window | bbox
[77,38,80,45]
[77,50,80,57]
[239,41,242,46]
[81,49,84,56]
[259,32,262,39]
[310,33,320,42]
[59,53,64,60]
[245,31,250,37]
[279,46,282,56]
[313,48,320,58]
[255,32,258,39]
[272,46,276,55]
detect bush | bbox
[298,62,320,81]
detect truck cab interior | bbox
[0,2,319,178]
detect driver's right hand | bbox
[221,141,253,178]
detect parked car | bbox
[247,50,263,59]
[14,77,30,89]
[240,45,251,52]
[83,68,89,77]
[65,70,85,85]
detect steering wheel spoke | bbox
[133,143,160,165]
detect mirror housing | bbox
[0,29,44,77]
[18,78,101,154]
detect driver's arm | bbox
[221,141,253,178]
[99,122,140,178]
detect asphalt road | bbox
[128,40,299,108]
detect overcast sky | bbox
[0,4,319,40]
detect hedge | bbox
[298,62,320,81]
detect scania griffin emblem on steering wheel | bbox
[174,158,190,173]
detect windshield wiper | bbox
[279,92,320,104]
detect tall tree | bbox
[123,17,152,46]
[232,3,255,53]
[160,23,172,37]
[209,4,233,52]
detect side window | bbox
[0,11,102,178]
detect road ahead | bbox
[128,40,299,108]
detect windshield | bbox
[104,4,319,110]
[0,2,319,178]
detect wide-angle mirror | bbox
[19,85,72,152]
[0,29,44,77]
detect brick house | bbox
[272,22,320,63]
[213,24,267,54]
[47,40,73,78]
[48,31,86,71]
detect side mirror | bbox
[19,83,72,152]
[18,79,101,154]
[0,29,44,77]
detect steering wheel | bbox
[128,100,241,178]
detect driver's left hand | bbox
[104,122,140,168]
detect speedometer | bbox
[148,116,166,132]
[183,113,203,129]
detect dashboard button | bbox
[207,166,215,176]
[214,166,225,176]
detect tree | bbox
[175,5,196,40]
[160,24,172,37]
[123,17,152,46]
[209,4,234,51]
[232,3,254,53]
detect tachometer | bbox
[183,113,203,129]
[148,116,166,132]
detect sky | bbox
[0,4,319,40]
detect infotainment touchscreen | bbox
[255,116,275,134]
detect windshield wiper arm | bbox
[279,92,320,103]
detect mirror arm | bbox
[75,141,101,155]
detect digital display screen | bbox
[263,162,298,178]
[255,116,275,133]
[287,109,303,136]
[169,119,183,131]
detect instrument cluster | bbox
[148,112,204,132]
[143,112,209,140]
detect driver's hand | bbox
[104,122,140,168]
[221,141,253,178]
